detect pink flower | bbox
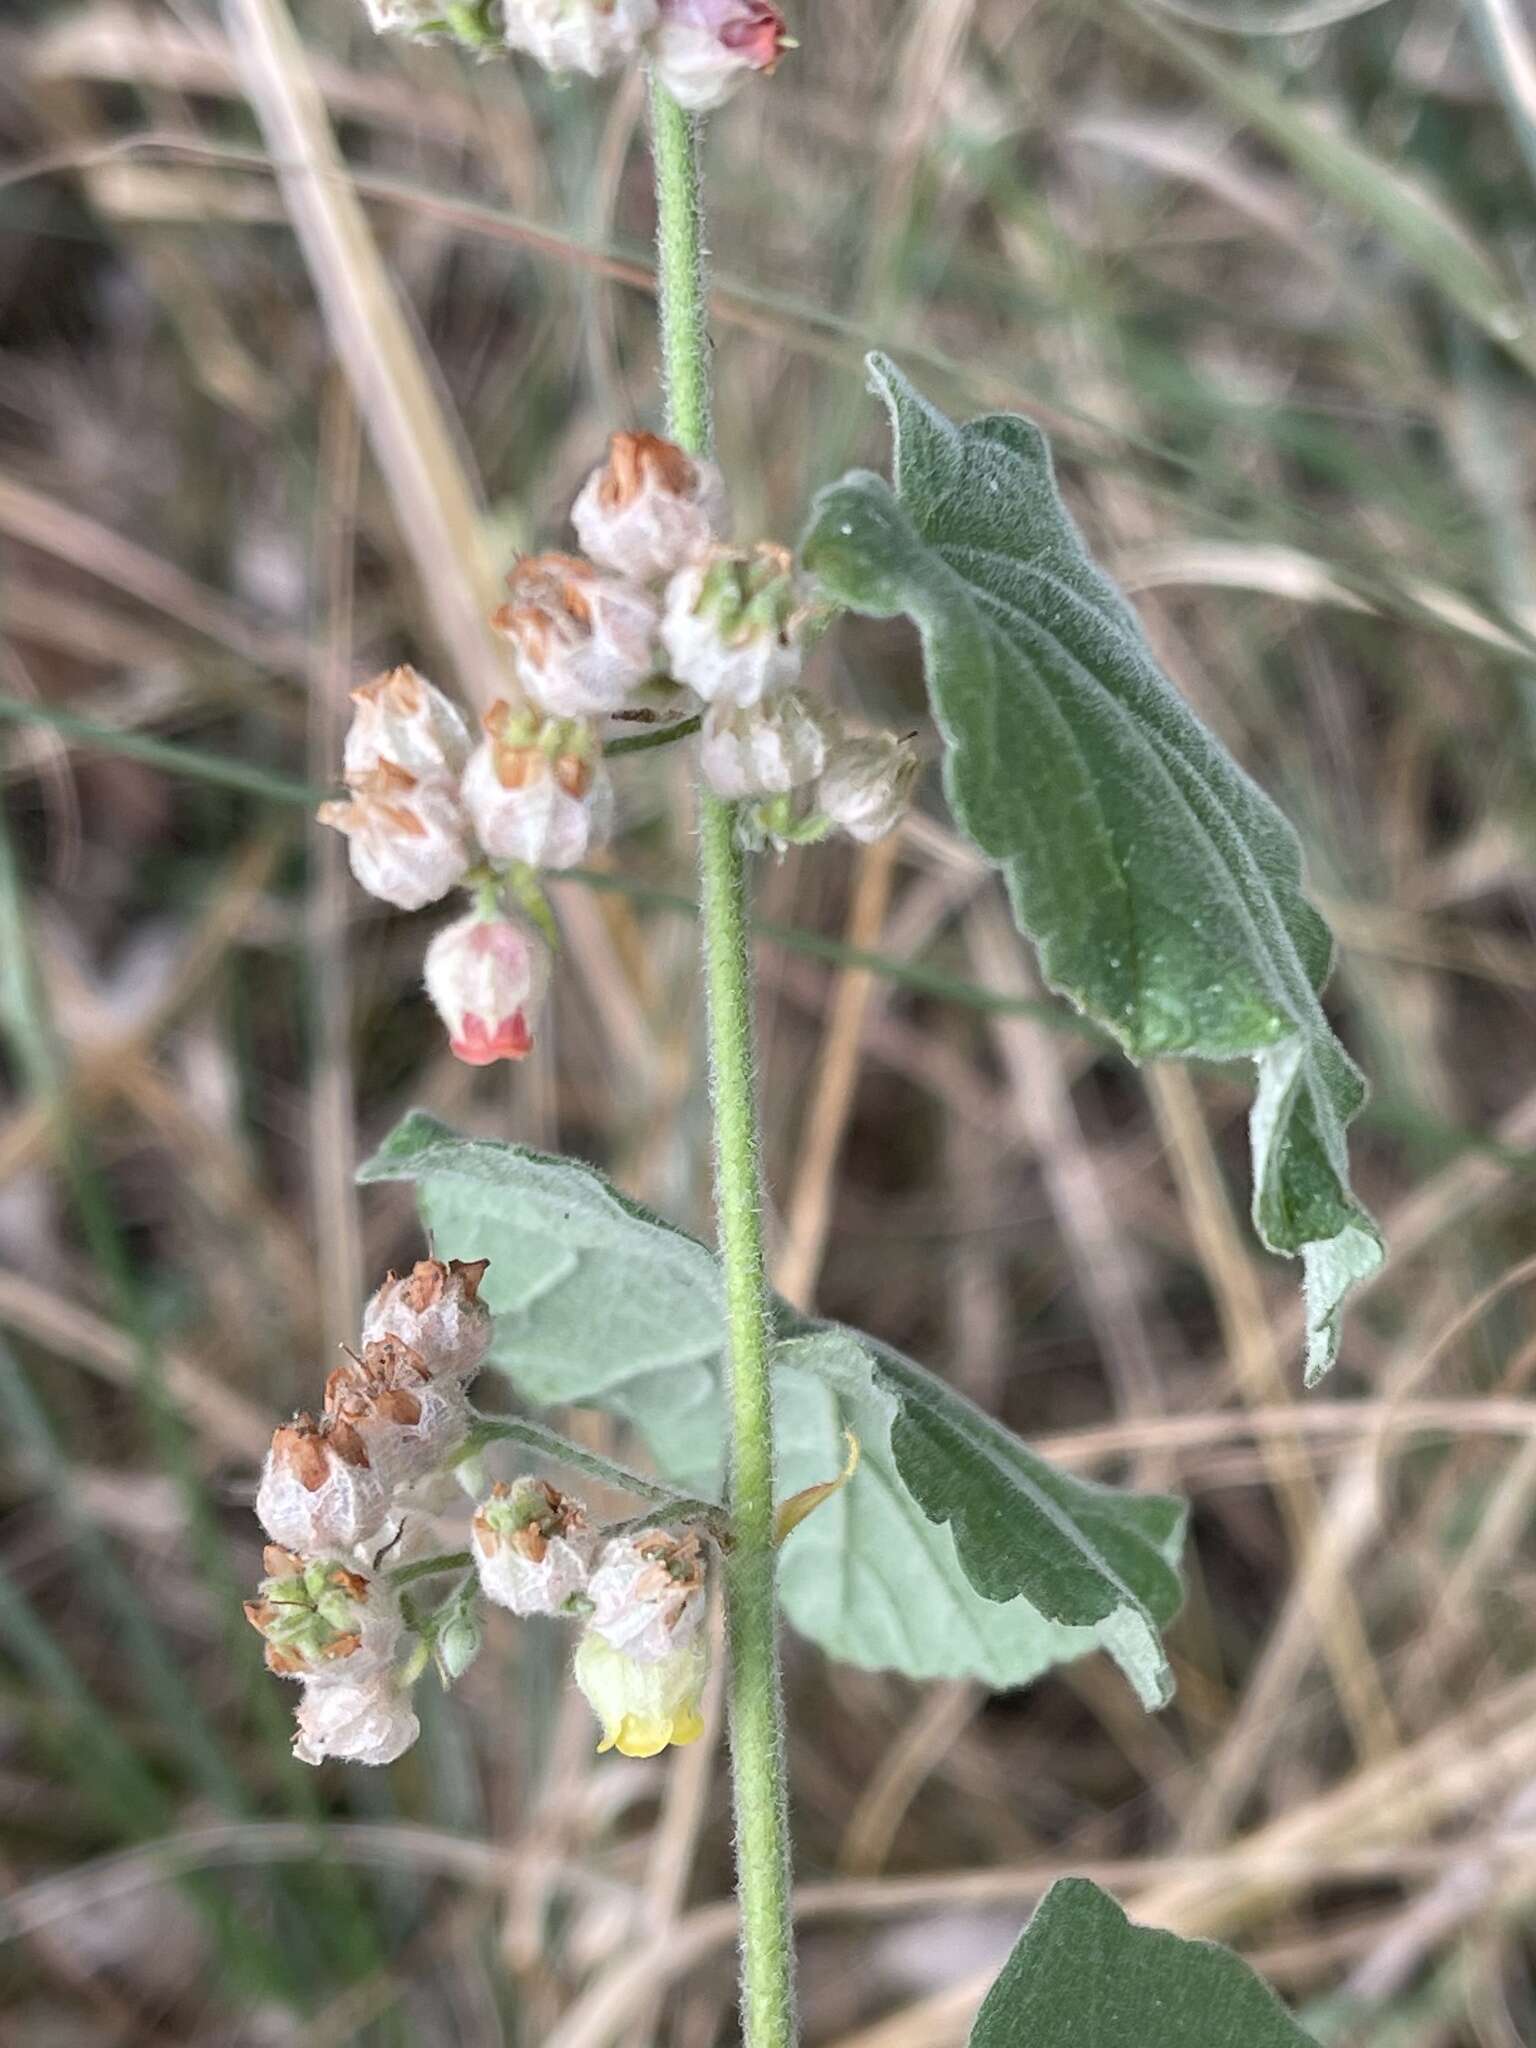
[651,0,789,112]
[424,911,551,1067]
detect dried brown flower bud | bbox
[491,553,659,718]
[324,1334,471,1492]
[572,432,727,583]
[255,1412,392,1557]
[361,1258,492,1386]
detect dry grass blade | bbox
[220,0,506,709]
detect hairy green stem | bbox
[649,72,798,2048]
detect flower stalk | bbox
[649,71,798,2048]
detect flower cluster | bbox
[248,1258,489,1764]
[320,432,917,1065]
[362,0,792,114]
[250,1259,711,1763]
[473,1492,710,1757]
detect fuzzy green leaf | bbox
[776,1327,1185,1708]
[970,1880,1317,2046]
[358,1111,727,1496]
[800,353,1381,1381]
[361,1117,1186,1704]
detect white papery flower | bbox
[341,665,470,790]
[572,432,727,583]
[316,765,472,910]
[503,0,657,75]
[698,690,828,800]
[649,0,790,112]
[361,1258,493,1387]
[660,543,802,708]
[245,1548,404,1688]
[292,1677,420,1767]
[323,1335,471,1493]
[492,553,660,717]
[473,1479,593,1616]
[423,909,553,1066]
[461,707,612,869]
[586,1530,706,1664]
[817,731,919,844]
[255,1414,393,1559]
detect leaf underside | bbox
[361,1116,1186,1705]
[970,1880,1317,2046]
[800,354,1381,1380]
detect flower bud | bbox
[461,704,613,869]
[650,0,790,112]
[361,1258,493,1387]
[473,1479,592,1616]
[423,908,552,1066]
[255,1414,392,1558]
[292,1676,420,1767]
[698,690,827,800]
[316,764,472,910]
[436,1604,484,1685]
[660,543,802,708]
[492,554,660,718]
[323,1335,470,1492]
[502,0,657,76]
[571,433,727,583]
[817,731,919,844]
[245,1547,403,1686]
[586,1529,705,1663]
[573,1629,708,1757]
[341,665,471,791]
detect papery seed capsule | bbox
[361,1258,493,1387]
[573,1629,708,1757]
[650,0,790,112]
[423,909,552,1067]
[473,1479,593,1616]
[817,731,919,845]
[292,1676,421,1767]
[461,704,613,869]
[255,1414,393,1557]
[571,432,727,583]
[502,0,658,76]
[586,1529,706,1664]
[341,665,471,791]
[316,764,472,910]
[698,689,827,800]
[323,1335,470,1492]
[245,1548,404,1687]
[660,543,802,709]
[492,553,660,718]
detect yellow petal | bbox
[668,1708,705,1748]
[615,1714,672,1759]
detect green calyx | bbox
[694,546,798,649]
[246,1560,369,1667]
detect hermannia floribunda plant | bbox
[247,5,1380,2042]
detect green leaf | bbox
[358,1111,727,1496]
[776,1327,1185,1709]
[800,354,1381,1381]
[970,1879,1317,2046]
[460,1415,713,1508]
[360,1117,1187,1706]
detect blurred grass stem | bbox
[649,72,798,2048]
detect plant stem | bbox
[649,72,798,2048]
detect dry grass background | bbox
[3,0,1536,2040]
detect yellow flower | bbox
[573,1630,708,1758]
